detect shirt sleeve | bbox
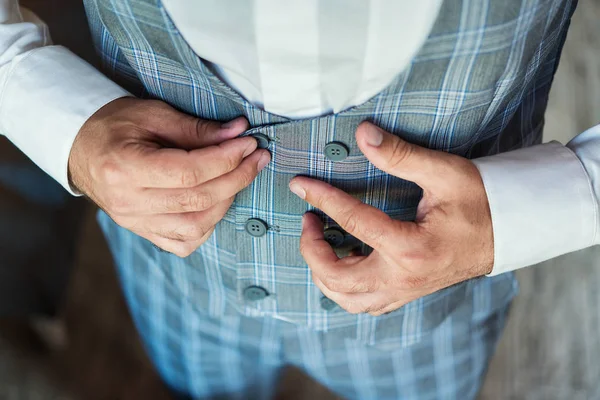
[472,124,600,276]
[0,1,130,194]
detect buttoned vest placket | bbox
[84,0,576,347]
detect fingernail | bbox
[289,181,306,199]
[301,214,307,229]
[364,126,384,147]
[257,151,271,170]
[243,139,258,157]
[221,116,247,130]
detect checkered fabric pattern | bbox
[84,0,576,398]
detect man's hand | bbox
[69,97,270,257]
[288,122,493,316]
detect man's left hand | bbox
[288,122,494,316]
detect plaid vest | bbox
[84,0,575,348]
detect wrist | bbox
[67,96,134,194]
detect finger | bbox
[299,212,339,263]
[120,198,232,244]
[148,198,232,240]
[314,276,404,315]
[160,116,249,149]
[147,226,215,258]
[312,275,382,315]
[144,150,270,213]
[367,299,408,316]
[121,135,259,189]
[312,275,356,313]
[142,101,250,149]
[290,177,414,249]
[356,121,449,189]
[300,213,376,294]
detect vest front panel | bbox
[84,0,575,348]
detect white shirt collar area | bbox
[161,0,442,118]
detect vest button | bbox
[245,218,268,237]
[323,227,345,247]
[324,141,349,161]
[320,296,338,311]
[244,285,269,301]
[251,133,271,149]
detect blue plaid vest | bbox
[85,0,575,348]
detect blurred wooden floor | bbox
[0,0,599,399]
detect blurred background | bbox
[0,0,598,399]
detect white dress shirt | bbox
[163,0,441,118]
[0,0,598,275]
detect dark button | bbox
[245,218,268,237]
[320,296,338,311]
[244,285,269,301]
[252,133,271,149]
[324,141,349,161]
[324,227,345,247]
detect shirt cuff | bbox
[472,141,598,275]
[0,45,130,195]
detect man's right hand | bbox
[68,97,270,257]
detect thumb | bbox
[356,121,444,188]
[150,102,249,149]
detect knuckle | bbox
[339,210,386,244]
[321,274,341,292]
[339,211,358,235]
[227,150,243,171]
[343,301,365,315]
[191,191,214,210]
[177,114,204,142]
[369,307,387,317]
[193,118,213,138]
[235,165,256,189]
[218,144,242,171]
[106,194,132,216]
[313,186,335,209]
[395,244,433,273]
[174,190,213,211]
[388,139,413,169]
[190,118,204,139]
[180,169,201,187]
[321,273,350,293]
[96,161,124,186]
[169,242,195,258]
